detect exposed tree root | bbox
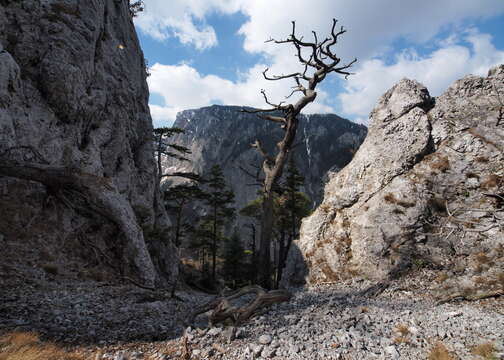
[187,285,292,326]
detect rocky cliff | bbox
[284,65,504,299]
[163,105,367,220]
[0,0,176,287]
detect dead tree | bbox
[243,19,356,288]
[187,285,291,326]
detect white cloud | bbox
[338,31,504,121]
[147,62,335,127]
[135,0,244,49]
[138,0,504,126]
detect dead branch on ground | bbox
[187,285,291,326]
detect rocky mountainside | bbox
[0,0,176,288]
[284,65,504,300]
[162,105,367,217]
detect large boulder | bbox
[0,0,177,287]
[283,65,504,297]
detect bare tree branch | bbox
[243,18,356,288]
[187,285,291,326]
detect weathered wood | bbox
[241,19,355,288]
[437,290,504,305]
[188,285,292,326]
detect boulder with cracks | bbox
[283,66,504,298]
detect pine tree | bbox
[200,165,235,283]
[164,182,205,247]
[275,157,311,286]
[239,157,311,287]
[222,232,245,287]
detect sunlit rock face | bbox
[162,105,367,224]
[283,65,504,296]
[0,0,177,286]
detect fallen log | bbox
[187,285,292,326]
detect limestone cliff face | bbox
[284,65,504,297]
[0,0,176,286]
[162,105,367,226]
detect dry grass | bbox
[393,323,411,345]
[384,193,397,203]
[0,332,83,360]
[428,342,457,360]
[475,156,489,163]
[480,174,502,190]
[497,272,504,288]
[475,252,492,266]
[471,342,497,359]
[319,203,332,214]
[431,156,451,173]
[435,272,449,283]
[383,193,415,208]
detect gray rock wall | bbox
[0,0,176,286]
[284,65,504,297]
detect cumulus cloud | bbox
[339,31,504,121]
[135,0,244,49]
[138,0,504,126]
[148,62,334,126]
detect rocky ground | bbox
[1,270,503,359]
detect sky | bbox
[133,1,504,128]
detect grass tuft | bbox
[428,342,457,360]
[0,332,83,360]
[471,342,497,359]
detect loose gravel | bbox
[1,271,503,359]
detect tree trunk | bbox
[257,115,298,289]
[0,161,157,286]
[212,203,217,283]
[259,184,274,288]
[276,229,286,288]
[174,201,184,247]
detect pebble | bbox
[258,334,272,345]
[207,327,223,336]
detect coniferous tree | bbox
[152,127,200,228]
[199,165,235,283]
[164,183,206,247]
[239,157,311,288]
[241,19,355,288]
[222,231,246,287]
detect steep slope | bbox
[163,105,367,216]
[283,65,504,299]
[0,0,176,287]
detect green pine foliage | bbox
[239,156,312,286]
[222,232,245,283]
[164,183,205,247]
[198,165,236,283]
